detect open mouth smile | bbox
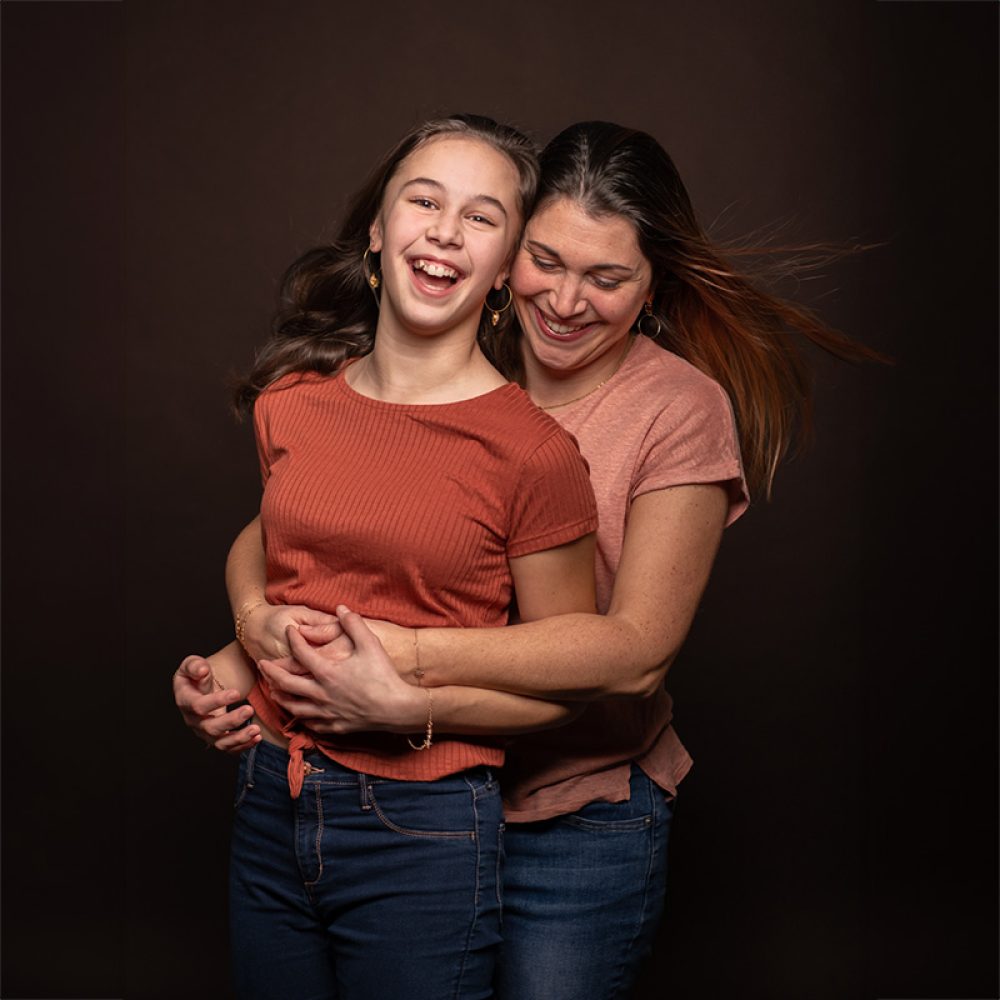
[409,257,464,294]
[534,306,593,341]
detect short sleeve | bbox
[633,379,749,526]
[507,429,599,558]
[252,392,273,487]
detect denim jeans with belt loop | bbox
[229,739,504,1000]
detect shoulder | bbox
[624,339,747,514]
[625,336,733,420]
[467,386,591,492]
[260,370,333,398]
[577,336,735,450]
[254,370,340,414]
[471,383,584,455]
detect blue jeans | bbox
[229,740,503,1000]
[494,765,674,1000]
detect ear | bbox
[368,221,383,253]
[494,272,509,291]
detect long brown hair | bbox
[233,114,539,414]
[493,121,885,498]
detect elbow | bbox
[607,649,678,700]
[552,701,588,727]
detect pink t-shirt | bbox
[502,335,748,821]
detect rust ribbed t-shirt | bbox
[248,369,598,791]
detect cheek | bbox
[510,258,545,299]
[601,292,645,331]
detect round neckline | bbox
[335,363,518,411]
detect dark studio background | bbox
[2,2,997,998]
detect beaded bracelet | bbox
[235,599,265,648]
[407,687,434,752]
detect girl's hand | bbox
[241,603,341,662]
[172,654,261,754]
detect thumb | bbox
[299,607,341,628]
[286,624,326,673]
[177,655,215,695]
[335,605,383,654]
[298,621,344,643]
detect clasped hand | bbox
[259,607,423,734]
[174,607,424,753]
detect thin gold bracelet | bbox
[407,688,433,751]
[235,599,265,648]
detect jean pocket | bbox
[366,778,477,840]
[558,796,655,833]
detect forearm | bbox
[409,485,728,700]
[416,612,671,701]
[405,684,583,737]
[205,640,258,698]
[226,516,266,616]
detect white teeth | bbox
[413,259,459,280]
[546,318,585,335]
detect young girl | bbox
[187,115,599,1000]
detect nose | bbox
[550,274,587,318]
[427,210,463,249]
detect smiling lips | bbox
[410,257,463,294]
[533,305,591,341]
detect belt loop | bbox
[358,772,371,811]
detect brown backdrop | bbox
[2,2,997,998]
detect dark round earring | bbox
[637,300,662,337]
[486,283,513,327]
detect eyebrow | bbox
[401,178,509,218]
[524,239,634,273]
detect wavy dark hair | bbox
[487,121,886,497]
[234,114,539,413]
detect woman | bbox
[191,114,601,1000]
[179,121,879,999]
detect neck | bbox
[524,336,635,410]
[350,314,505,404]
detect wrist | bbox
[235,598,266,650]
[383,682,430,734]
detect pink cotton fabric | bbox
[502,335,748,822]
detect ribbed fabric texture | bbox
[249,369,598,787]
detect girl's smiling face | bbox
[512,197,652,375]
[370,136,521,340]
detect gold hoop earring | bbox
[637,301,662,337]
[363,247,380,290]
[486,283,513,327]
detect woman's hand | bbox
[172,655,261,754]
[241,603,341,662]
[258,608,424,735]
[300,617,418,681]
